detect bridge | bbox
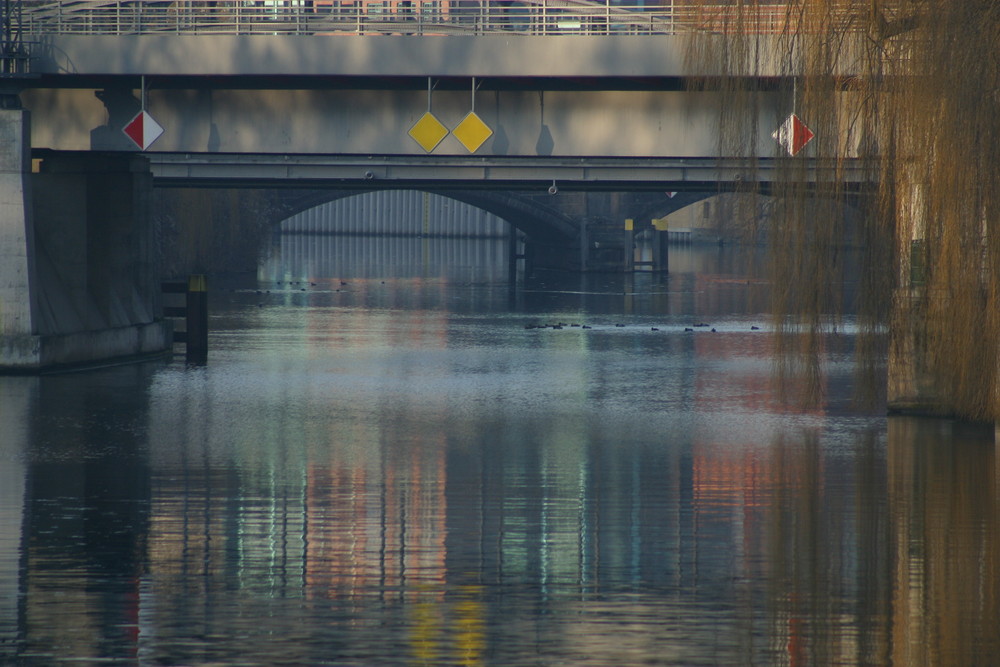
[0,1,869,373]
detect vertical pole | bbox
[186,274,208,363]
[655,227,669,272]
[507,225,518,287]
[625,218,635,272]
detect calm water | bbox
[1,239,997,666]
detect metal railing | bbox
[19,0,686,36]
[17,0,868,37]
[2,0,30,75]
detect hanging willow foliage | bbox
[682,0,1000,420]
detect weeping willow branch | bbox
[684,0,1000,420]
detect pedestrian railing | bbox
[18,1,865,37]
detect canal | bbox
[0,234,997,666]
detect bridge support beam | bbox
[0,110,171,372]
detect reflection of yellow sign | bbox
[452,111,493,153]
[409,112,449,153]
[652,217,669,231]
[406,586,485,666]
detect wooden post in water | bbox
[652,217,669,273]
[625,218,635,272]
[186,274,208,363]
[507,226,518,287]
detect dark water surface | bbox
[1,241,997,666]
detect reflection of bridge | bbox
[0,2,867,371]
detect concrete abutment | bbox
[0,109,171,372]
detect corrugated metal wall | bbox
[281,191,508,237]
[273,233,509,280]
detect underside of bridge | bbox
[153,184,704,278]
[261,187,714,273]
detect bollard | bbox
[624,218,635,272]
[651,218,669,273]
[507,227,519,287]
[186,274,208,363]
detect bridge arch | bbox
[274,189,578,243]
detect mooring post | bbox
[186,274,208,362]
[652,218,669,273]
[625,218,635,272]
[507,225,518,287]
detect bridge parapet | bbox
[146,153,868,191]
[14,1,869,81]
[17,1,700,38]
[18,0,868,38]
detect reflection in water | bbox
[0,239,997,665]
[887,418,1000,667]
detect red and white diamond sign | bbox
[123,110,164,151]
[772,113,814,156]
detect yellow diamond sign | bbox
[453,111,493,153]
[408,112,449,153]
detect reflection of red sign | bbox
[123,110,164,151]
[772,114,814,156]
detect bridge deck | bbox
[139,151,868,190]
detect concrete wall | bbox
[27,35,714,78]
[0,110,38,340]
[28,35,866,79]
[0,113,171,371]
[33,153,160,333]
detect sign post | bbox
[123,77,164,151]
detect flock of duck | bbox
[246,283,764,335]
[255,280,352,294]
[525,322,763,333]
[250,280,362,306]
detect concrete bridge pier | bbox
[0,108,171,372]
[519,218,666,274]
[0,107,37,359]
